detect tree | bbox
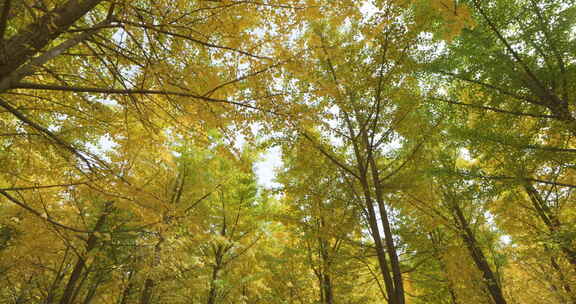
[2,0,575,303]
[270,4,443,301]
[278,140,381,304]
[0,0,306,234]
[425,0,576,299]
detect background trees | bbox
[1,0,575,303]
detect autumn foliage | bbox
[0,0,575,303]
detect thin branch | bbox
[0,190,92,233]
[203,60,284,97]
[438,71,542,106]
[462,173,576,189]
[529,0,568,102]
[0,181,88,191]
[117,19,271,60]
[299,130,360,180]
[0,97,94,169]
[430,96,556,119]
[11,82,282,115]
[471,0,558,105]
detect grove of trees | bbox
[0,0,574,303]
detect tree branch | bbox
[0,190,92,233]
[0,0,104,78]
[0,181,88,191]
[462,173,576,189]
[11,82,282,114]
[0,97,95,169]
[430,96,556,119]
[0,19,112,91]
[117,19,271,60]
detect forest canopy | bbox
[0,0,575,303]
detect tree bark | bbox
[118,271,135,304]
[207,246,223,304]
[59,202,112,304]
[0,0,103,80]
[359,177,396,303]
[451,202,507,304]
[368,152,404,304]
[318,234,334,304]
[524,184,576,270]
[140,238,163,304]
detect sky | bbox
[253,145,282,189]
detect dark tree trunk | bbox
[451,203,507,304]
[59,203,112,304]
[525,184,576,270]
[118,271,135,304]
[0,0,103,80]
[140,238,163,304]
[359,179,396,303]
[364,128,404,304]
[207,263,222,304]
[318,235,334,304]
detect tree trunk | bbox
[59,203,112,304]
[524,184,576,270]
[82,275,103,304]
[363,126,405,304]
[0,0,103,82]
[369,157,404,304]
[118,271,135,304]
[319,235,334,304]
[451,203,507,304]
[359,178,396,303]
[45,247,71,304]
[70,262,93,304]
[140,238,163,304]
[207,263,221,304]
[322,273,334,304]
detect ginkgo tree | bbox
[424,0,576,301]
[1,0,576,303]
[277,138,384,304]
[0,0,314,234]
[271,8,437,302]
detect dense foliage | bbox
[0,0,574,303]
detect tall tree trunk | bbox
[368,154,404,304]
[118,271,135,304]
[319,235,334,304]
[360,124,405,304]
[59,202,112,304]
[207,253,223,304]
[82,274,103,304]
[207,238,229,304]
[322,273,334,304]
[70,262,94,304]
[140,238,163,304]
[451,203,507,304]
[524,184,576,270]
[359,177,396,303]
[140,278,155,304]
[0,0,104,81]
[45,247,71,304]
